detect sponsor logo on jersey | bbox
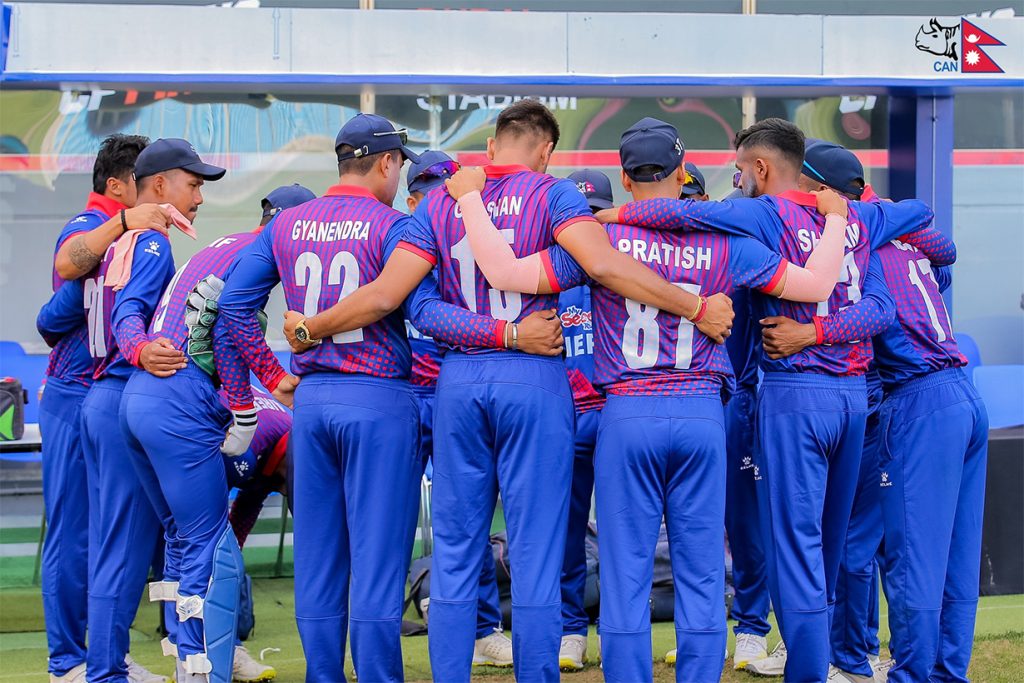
[145,240,161,256]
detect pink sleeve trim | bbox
[552,215,596,239]
[539,250,562,293]
[758,259,788,294]
[397,241,437,266]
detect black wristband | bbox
[119,209,128,232]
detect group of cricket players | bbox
[34,98,987,683]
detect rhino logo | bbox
[916,18,959,60]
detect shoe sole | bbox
[233,674,277,683]
[558,658,586,671]
[734,654,768,671]
[471,660,513,668]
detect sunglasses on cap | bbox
[414,160,461,184]
[374,128,410,145]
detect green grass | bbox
[1,582,1021,682]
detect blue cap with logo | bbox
[407,150,459,195]
[681,162,706,197]
[133,138,226,181]
[336,113,421,164]
[567,169,614,210]
[619,117,685,183]
[262,183,316,218]
[802,138,865,198]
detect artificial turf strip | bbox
[0,580,1021,682]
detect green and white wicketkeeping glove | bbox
[185,275,224,376]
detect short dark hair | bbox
[92,134,149,194]
[734,118,805,170]
[630,164,667,181]
[337,145,393,176]
[495,99,560,147]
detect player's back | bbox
[149,232,257,350]
[753,192,874,376]
[593,223,747,397]
[268,190,410,378]
[85,229,172,380]
[409,167,590,352]
[872,240,965,389]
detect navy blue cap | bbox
[802,139,865,198]
[567,169,614,211]
[619,117,685,182]
[681,162,706,197]
[262,184,316,218]
[407,150,457,195]
[133,138,226,182]
[336,113,421,164]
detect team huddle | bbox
[34,99,987,683]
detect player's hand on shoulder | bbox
[139,337,187,377]
[514,308,564,357]
[812,189,848,220]
[696,292,734,345]
[760,315,816,359]
[593,208,618,225]
[272,374,299,409]
[123,203,172,236]
[444,166,486,201]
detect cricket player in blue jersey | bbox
[36,134,173,683]
[121,181,306,683]
[556,169,611,671]
[216,113,562,683]
[405,151,514,668]
[599,118,951,682]
[764,139,976,683]
[278,102,733,683]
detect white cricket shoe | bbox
[664,648,676,665]
[558,635,588,671]
[873,657,895,682]
[50,663,87,683]
[126,655,168,683]
[233,646,277,682]
[745,641,787,677]
[472,629,514,667]
[828,664,875,683]
[733,632,769,670]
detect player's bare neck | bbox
[337,174,382,202]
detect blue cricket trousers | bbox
[414,389,503,639]
[39,378,91,676]
[755,372,867,683]
[596,395,727,683]
[723,385,771,638]
[830,378,885,676]
[80,377,162,683]
[428,352,573,683]
[561,407,599,637]
[121,363,233,663]
[292,374,420,683]
[880,368,988,683]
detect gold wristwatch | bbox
[294,319,321,346]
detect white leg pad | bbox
[161,637,179,658]
[149,580,180,602]
[185,653,213,675]
[177,594,204,622]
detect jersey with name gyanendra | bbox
[219,186,412,378]
[45,194,125,386]
[872,240,965,389]
[617,191,934,375]
[558,286,604,413]
[398,165,592,354]
[592,223,784,396]
[87,231,176,380]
